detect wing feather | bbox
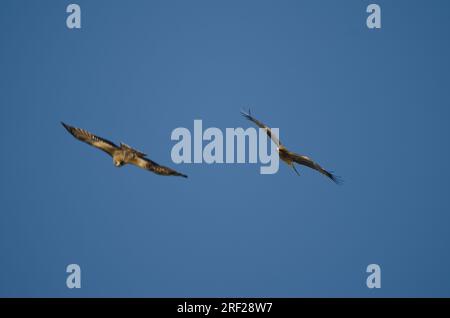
[120,142,147,157]
[290,152,342,184]
[129,156,188,178]
[61,122,118,157]
[240,110,282,147]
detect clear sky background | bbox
[1,0,450,297]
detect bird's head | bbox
[114,160,124,167]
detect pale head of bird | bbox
[114,159,124,167]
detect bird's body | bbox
[241,110,341,184]
[61,122,187,178]
[278,147,295,165]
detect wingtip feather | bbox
[61,121,72,133]
[240,108,253,121]
[330,174,343,185]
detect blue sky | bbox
[1,0,450,297]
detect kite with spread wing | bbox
[61,122,187,178]
[241,110,342,184]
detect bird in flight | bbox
[61,122,187,178]
[241,110,341,184]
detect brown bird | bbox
[241,110,341,184]
[61,122,187,178]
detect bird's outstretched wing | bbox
[289,152,342,184]
[61,122,118,157]
[129,156,188,178]
[120,142,147,157]
[240,109,282,147]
